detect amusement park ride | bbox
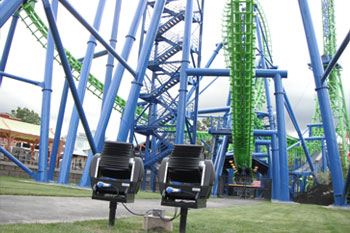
[0,0,349,209]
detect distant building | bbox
[0,113,65,166]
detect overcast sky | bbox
[0,0,349,140]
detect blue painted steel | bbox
[283,91,316,175]
[0,13,19,87]
[274,73,289,201]
[79,0,147,186]
[0,71,43,87]
[255,15,278,196]
[48,80,69,181]
[185,68,288,78]
[37,0,58,182]
[212,135,229,195]
[117,0,166,142]
[321,30,350,83]
[0,146,36,178]
[255,140,271,145]
[253,130,278,136]
[42,0,97,157]
[298,0,345,206]
[0,0,23,28]
[103,0,122,105]
[198,107,230,114]
[186,43,223,102]
[58,0,136,77]
[77,50,108,62]
[175,0,193,144]
[253,153,269,158]
[58,0,106,184]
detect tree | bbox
[11,107,41,125]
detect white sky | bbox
[0,0,349,140]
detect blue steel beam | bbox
[255,15,279,199]
[321,30,350,83]
[0,146,36,178]
[185,68,288,78]
[0,71,43,87]
[283,91,316,176]
[41,0,97,156]
[0,13,19,87]
[48,80,68,180]
[79,1,147,187]
[197,107,230,114]
[298,0,345,206]
[0,0,24,28]
[102,0,122,105]
[175,0,193,144]
[117,0,166,142]
[274,73,289,201]
[58,0,106,184]
[58,0,136,77]
[37,0,58,182]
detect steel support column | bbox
[175,0,194,144]
[79,0,148,187]
[117,0,166,142]
[41,0,97,157]
[37,0,58,182]
[274,73,289,201]
[48,80,68,180]
[298,0,345,205]
[58,0,106,184]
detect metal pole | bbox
[117,0,166,142]
[0,71,43,87]
[179,207,188,233]
[0,13,19,86]
[283,91,316,175]
[185,68,288,78]
[79,0,148,187]
[298,0,345,206]
[191,0,205,143]
[321,30,350,83]
[255,15,279,199]
[41,0,97,156]
[175,0,194,144]
[273,73,289,201]
[0,146,36,178]
[48,80,69,181]
[102,0,122,105]
[0,0,24,28]
[36,0,58,182]
[108,201,117,227]
[57,0,106,184]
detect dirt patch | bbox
[293,184,334,206]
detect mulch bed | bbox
[293,184,334,206]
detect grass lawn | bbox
[0,202,349,233]
[0,176,160,199]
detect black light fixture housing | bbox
[89,141,144,226]
[158,144,215,232]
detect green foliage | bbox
[11,107,41,125]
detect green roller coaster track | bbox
[223,0,256,169]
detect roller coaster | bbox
[0,0,349,206]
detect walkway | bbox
[0,195,262,224]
